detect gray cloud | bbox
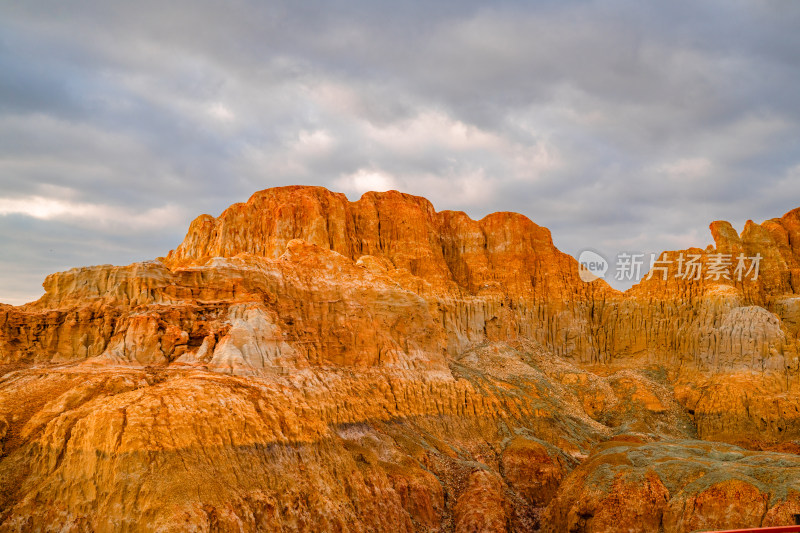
[1,0,799,303]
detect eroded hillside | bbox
[1,186,799,531]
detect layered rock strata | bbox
[1,185,799,531]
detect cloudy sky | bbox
[1,1,799,304]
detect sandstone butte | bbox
[1,185,799,532]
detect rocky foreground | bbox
[1,186,799,532]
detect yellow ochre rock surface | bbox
[1,185,799,532]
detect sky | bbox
[1,0,799,304]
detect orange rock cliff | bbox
[1,185,799,532]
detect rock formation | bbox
[0,185,799,531]
[544,439,800,532]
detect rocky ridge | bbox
[0,185,799,532]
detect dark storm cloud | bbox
[1,0,799,302]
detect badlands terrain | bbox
[1,185,800,532]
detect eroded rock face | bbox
[453,470,509,533]
[500,437,568,507]
[544,440,800,533]
[4,187,799,375]
[1,186,800,531]
[0,340,688,532]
